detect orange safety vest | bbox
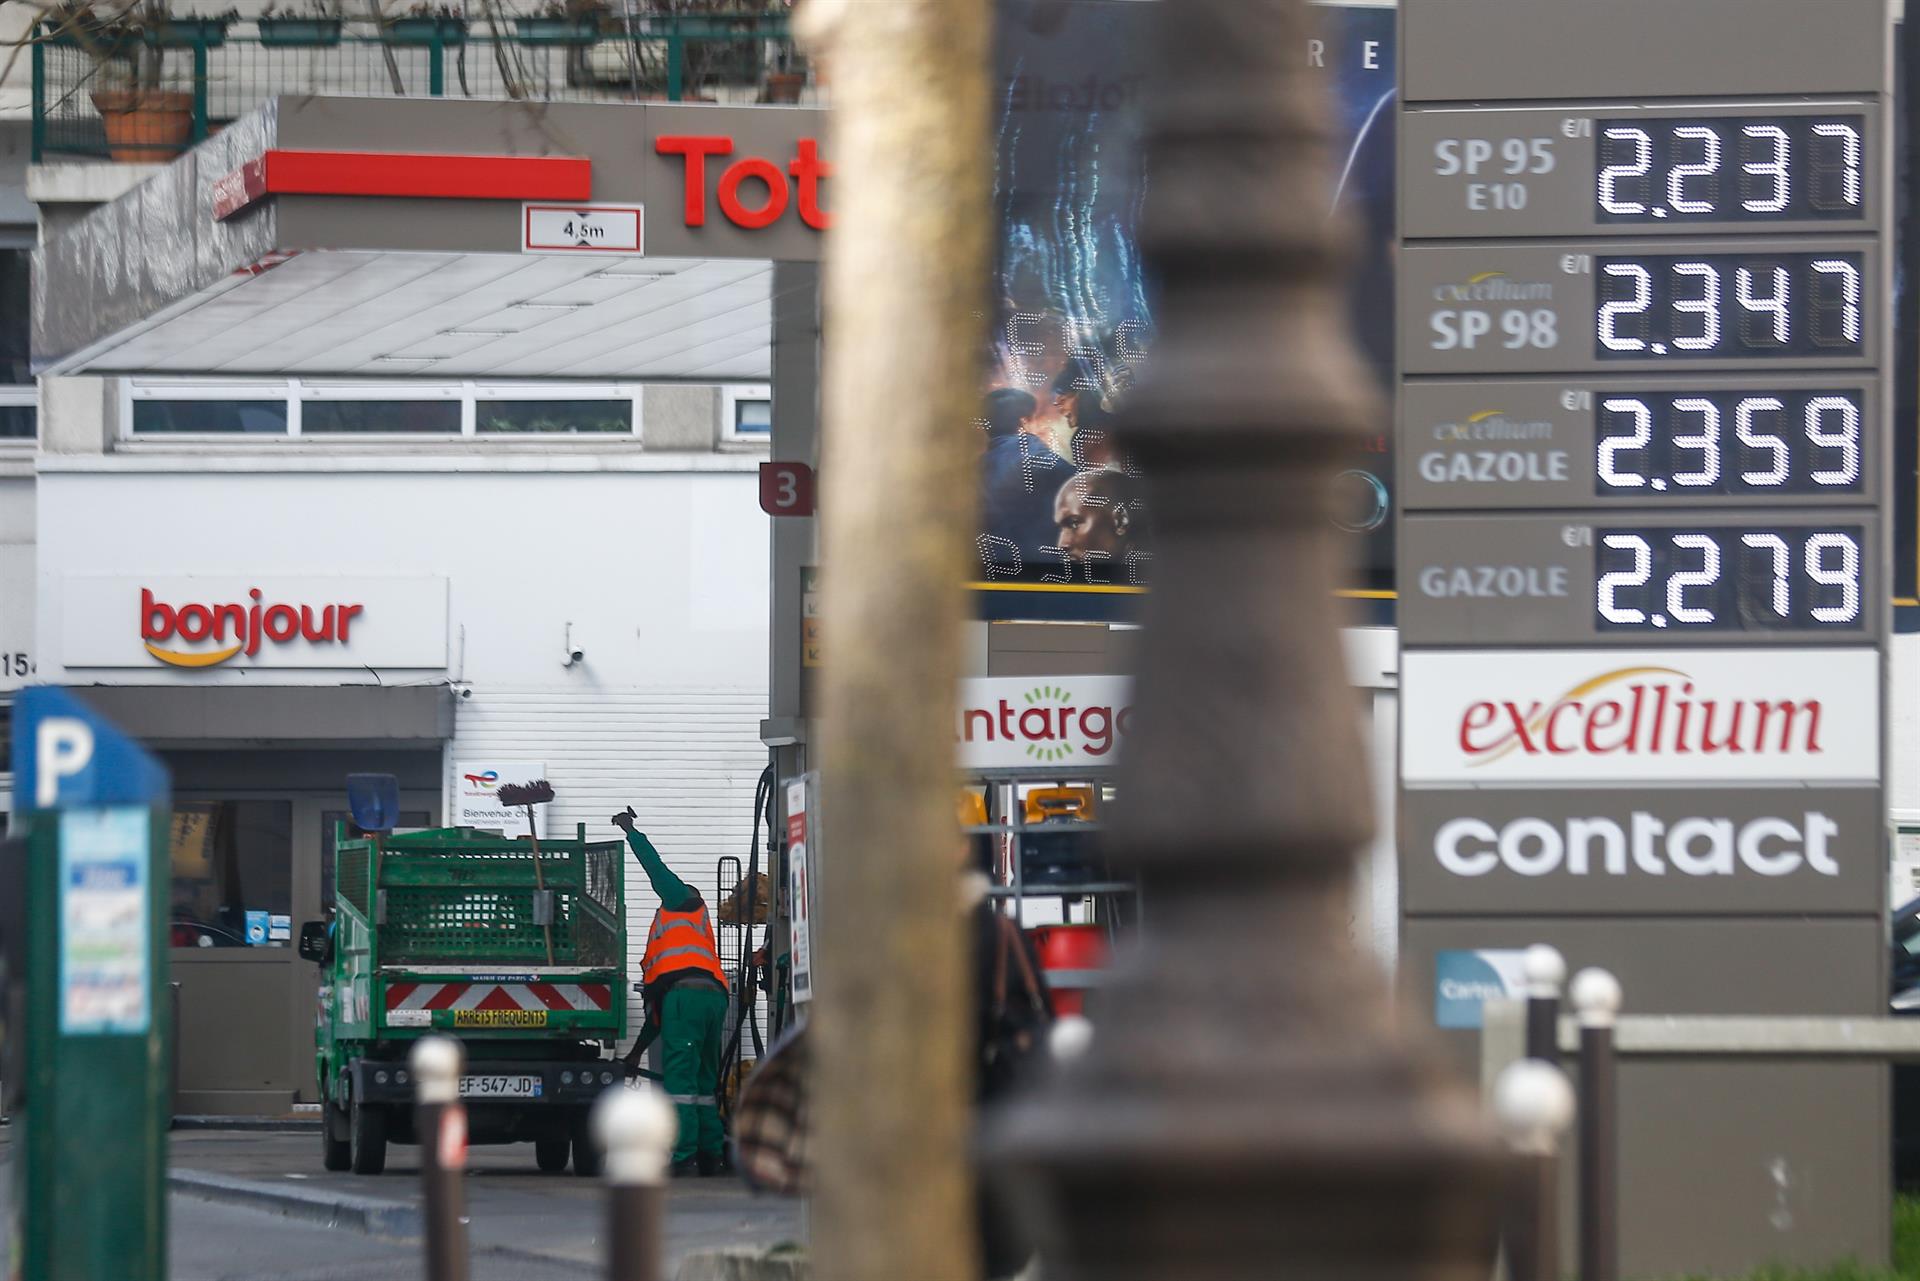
[641,899,729,989]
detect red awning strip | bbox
[213,150,592,220]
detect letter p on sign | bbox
[35,718,94,807]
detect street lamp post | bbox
[988,1,1505,1276]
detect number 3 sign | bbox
[759,461,816,517]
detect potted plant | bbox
[256,0,344,47]
[761,45,804,103]
[383,2,466,45]
[56,0,223,162]
[513,0,604,46]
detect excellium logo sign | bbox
[140,587,363,668]
[955,675,1134,770]
[1401,649,1878,783]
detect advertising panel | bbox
[955,675,1133,772]
[977,2,1397,607]
[1399,649,1878,784]
[454,762,550,837]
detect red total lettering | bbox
[719,156,790,229]
[656,134,831,230]
[655,135,734,226]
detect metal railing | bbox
[31,13,809,162]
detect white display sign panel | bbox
[454,762,550,836]
[61,576,449,670]
[955,675,1135,771]
[786,778,813,1005]
[60,807,150,1036]
[1401,649,1877,784]
[522,203,644,254]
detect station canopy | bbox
[33,96,825,380]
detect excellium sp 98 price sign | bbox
[1397,1,1890,1269]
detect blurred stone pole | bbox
[988,1,1505,1277]
[792,0,991,1279]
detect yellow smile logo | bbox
[144,641,243,668]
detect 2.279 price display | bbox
[1595,525,1864,632]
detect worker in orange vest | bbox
[614,807,732,1177]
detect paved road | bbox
[171,1129,806,1271]
[3,1126,805,1279]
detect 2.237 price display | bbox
[1595,525,1864,632]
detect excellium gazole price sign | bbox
[1396,1,1889,1268]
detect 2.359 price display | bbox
[1597,389,1862,495]
[1596,525,1864,632]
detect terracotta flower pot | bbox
[90,88,193,163]
[762,71,806,104]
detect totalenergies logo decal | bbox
[958,683,1132,762]
[140,587,364,668]
[1460,666,1825,765]
[463,770,501,791]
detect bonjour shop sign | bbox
[60,577,449,671]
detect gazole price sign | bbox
[1396,1,1891,1268]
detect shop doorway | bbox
[166,757,439,1115]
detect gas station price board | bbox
[1397,1,1892,1270]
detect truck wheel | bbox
[349,1094,388,1175]
[321,1101,352,1172]
[571,1124,605,1179]
[535,1137,571,1173]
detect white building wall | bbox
[34,461,771,1048]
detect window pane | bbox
[170,801,293,949]
[734,398,772,434]
[0,405,34,439]
[302,401,461,434]
[476,400,633,434]
[0,251,31,386]
[134,400,288,434]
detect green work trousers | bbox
[661,983,729,1163]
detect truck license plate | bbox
[461,1075,542,1098]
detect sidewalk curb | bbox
[171,1116,321,1133]
[167,1168,422,1239]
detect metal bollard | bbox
[1572,968,1623,1281]
[1523,944,1567,1066]
[594,1084,677,1281]
[1493,1059,1576,1281]
[411,1036,471,1281]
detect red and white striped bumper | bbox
[383,980,612,1026]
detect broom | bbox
[496,780,557,965]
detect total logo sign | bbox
[61,576,450,672]
[955,675,1134,771]
[1400,648,1878,783]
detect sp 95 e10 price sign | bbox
[1401,104,1881,239]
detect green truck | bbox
[299,824,628,1176]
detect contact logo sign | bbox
[1400,787,1881,915]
